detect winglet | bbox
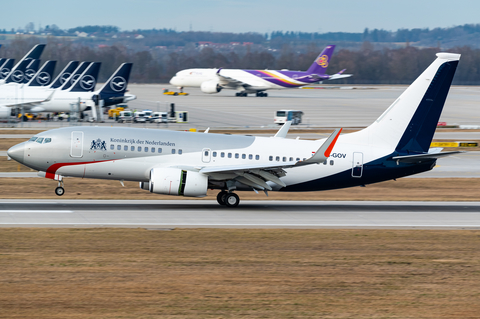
[274,121,292,138]
[296,128,342,166]
[216,68,222,74]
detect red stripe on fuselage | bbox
[45,160,115,179]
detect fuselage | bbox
[10,126,434,192]
[170,68,327,90]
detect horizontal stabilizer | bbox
[392,151,463,163]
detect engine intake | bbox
[200,80,222,94]
[147,167,208,197]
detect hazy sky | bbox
[2,0,479,34]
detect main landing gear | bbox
[55,180,65,196]
[216,190,240,207]
[234,92,268,97]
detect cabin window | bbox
[151,147,155,153]
[144,147,148,152]
[235,153,239,159]
[138,146,142,152]
[276,156,280,162]
[179,149,183,155]
[117,145,121,150]
[29,137,38,142]
[296,158,300,161]
[131,146,135,151]
[36,137,44,144]
[158,148,162,153]
[256,155,260,160]
[330,160,334,165]
[124,145,128,151]
[282,157,287,162]
[110,145,115,150]
[213,151,217,157]
[249,154,253,160]
[242,154,246,159]
[221,152,225,158]
[323,160,327,165]
[204,150,209,156]
[289,157,293,162]
[172,149,176,154]
[228,153,232,158]
[269,156,273,161]
[44,138,52,143]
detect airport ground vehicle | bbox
[134,111,148,123]
[274,110,303,125]
[163,89,189,96]
[118,111,133,123]
[108,105,128,119]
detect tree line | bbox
[1,37,480,84]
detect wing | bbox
[171,128,342,191]
[2,91,55,109]
[216,69,270,90]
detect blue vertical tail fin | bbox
[24,59,41,83]
[0,59,15,80]
[59,62,91,90]
[27,60,57,87]
[306,45,336,75]
[96,63,133,104]
[49,61,79,89]
[4,59,32,83]
[69,62,101,92]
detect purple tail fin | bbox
[306,45,336,75]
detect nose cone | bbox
[169,76,179,86]
[7,143,25,164]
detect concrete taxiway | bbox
[1,200,479,229]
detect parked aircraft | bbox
[0,59,15,80]
[8,53,460,207]
[0,44,45,84]
[169,45,352,97]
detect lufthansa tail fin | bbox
[23,59,41,83]
[49,61,79,89]
[359,53,460,154]
[27,60,57,87]
[9,44,45,75]
[69,62,101,92]
[4,59,32,83]
[96,63,133,102]
[0,59,14,80]
[306,45,336,75]
[59,62,91,90]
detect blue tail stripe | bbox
[396,60,459,154]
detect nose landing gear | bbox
[55,180,65,196]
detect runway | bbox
[1,200,479,229]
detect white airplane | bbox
[169,45,352,97]
[8,53,461,207]
[0,44,45,84]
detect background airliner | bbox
[170,45,352,97]
[8,53,460,207]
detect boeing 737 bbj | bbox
[8,53,461,207]
[169,45,352,97]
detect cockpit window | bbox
[29,137,38,142]
[36,137,44,143]
[44,138,52,143]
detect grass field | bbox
[1,228,479,318]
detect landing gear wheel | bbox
[55,187,65,196]
[224,193,240,207]
[216,191,228,205]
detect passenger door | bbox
[70,131,84,158]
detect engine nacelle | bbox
[200,80,222,94]
[148,168,208,197]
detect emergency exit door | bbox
[352,152,363,178]
[70,131,84,158]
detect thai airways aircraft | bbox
[8,53,460,207]
[169,45,352,97]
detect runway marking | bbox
[0,210,73,214]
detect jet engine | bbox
[145,167,208,197]
[200,80,222,94]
